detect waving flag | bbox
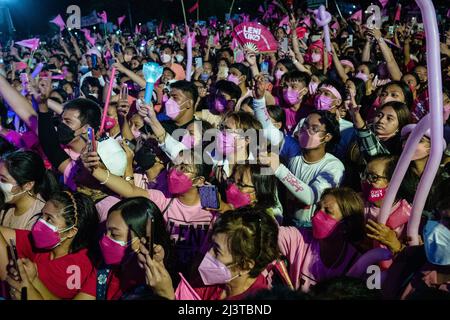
[118,15,126,27]
[50,14,66,31]
[301,16,311,28]
[279,15,290,27]
[16,38,40,51]
[81,29,96,46]
[379,0,389,8]
[98,11,108,24]
[188,1,199,14]
[331,20,340,30]
[394,4,401,21]
[175,273,201,300]
[350,10,362,23]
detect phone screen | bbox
[260,61,269,74]
[87,127,96,152]
[199,185,219,209]
[195,57,203,68]
[280,38,289,52]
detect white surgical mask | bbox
[423,220,450,266]
[175,54,184,63]
[0,182,28,203]
[161,53,172,64]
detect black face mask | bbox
[134,144,157,172]
[56,122,78,145]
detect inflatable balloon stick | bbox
[378,0,444,246]
[99,67,117,136]
[185,27,193,82]
[142,62,164,105]
[31,62,44,79]
[314,5,332,52]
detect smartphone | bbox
[87,127,96,153]
[208,35,214,46]
[8,239,21,282]
[195,57,203,68]
[199,185,220,209]
[146,217,154,259]
[91,54,98,69]
[280,38,289,52]
[388,26,394,37]
[114,43,121,53]
[311,34,321,42]
[260,61,269,74]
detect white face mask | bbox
[0,182,28,203]
[175,54,184,63]
[161,53,172,64]
[423,220,450,266]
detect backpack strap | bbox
[96,266,111,300]
[161,198,175,216]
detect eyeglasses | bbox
[360,171,388,184]
[300,122,326,134]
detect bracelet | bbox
[100,169,111,185]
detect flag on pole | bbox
[16,38,40,51]
[50,14,66,31]
[331,20,340,30]
[98,11,108,24]
[301,16,311,27]
[279,15,290,27]
[394,4,401,21]
[118,15,126,27]
[350,10,362,23]
[81,29,96,46]
[188,1,199,14]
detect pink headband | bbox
[340,60,354,70]
[321,85,342,100]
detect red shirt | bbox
[193,273,269,300]
[15,230,95,299]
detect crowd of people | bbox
[0,0,449,300]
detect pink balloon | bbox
[378,0,444,246]
[314,6,332,52]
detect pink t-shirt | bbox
[147,189,216,269]
[278,227,360,292]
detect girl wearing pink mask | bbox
[349,100,411,161]
[83,150,216,275]
[139,208,290,300]
[278,187,365,292]
[0,191,99,299]
[304,40,332,73]
[362,155,411,258]
[72,197,172,300]
[227,63,250,99]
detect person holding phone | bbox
[0,191,99,300]
[70,197,172,300]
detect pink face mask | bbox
[165,98,186,120]
[227,74,240,85]
[411,142,430,161]
[283,88,301,105]
[311,53,322,63]
[225,183,252,209]
[104,116,117,130]
[198,252,237,285]
[275,69,285,80]
[216,131,236,156]
[314,94,335,111]
[362,181,387,203]
[99,234,133,265]
[181,133,195,148]
[298,128,323,149]
[355,72,369,83]
[167,168,193,195]
[31,218,74,250]
[312,210,340,240]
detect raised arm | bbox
[331,45,349,83]
[113,60,146,88]
[370,28,402,81]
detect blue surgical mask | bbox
[423,220,450,266]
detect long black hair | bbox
[108,197,172,267]
[2,150,59,201]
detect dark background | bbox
[1,0,448,37]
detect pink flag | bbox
[258,5,264,13]
[157,20,163,36]
[447,9,450,18]
[188,1,199,14]
[200,27,208,37]
[174,273,201,300]
[16,38,40,51]
[50,14,66,31]
[394,4,401,21]
[118,15,126,27]
[98,11,108,24]
[379,0,389,8]
[81,29,96,46]
[213,33,219,45]
[279,15,289,27]
[331,21,340,30]
[241,14,250,23]
[15,61,28,71]
[301,16,311,27]
[350,10,362,22]
[135,25,142,34]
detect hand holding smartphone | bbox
[146,217,155,259]
[8,239,21,281]
[87,127,96,153]
[199,185,220,209]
